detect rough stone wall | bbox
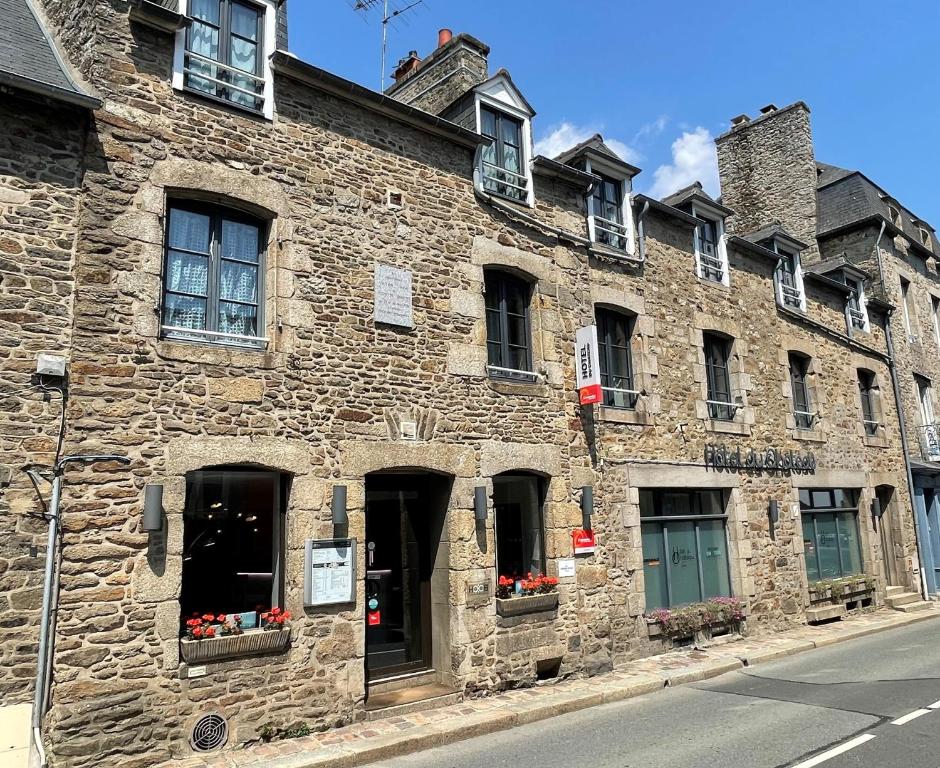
[0,95,88,706]
[716,103,819,258]
[385,35,489,115]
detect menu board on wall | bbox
[304,538,357,607]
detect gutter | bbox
[0,70,100,110]
[269,51,485,151]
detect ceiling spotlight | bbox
[210,502,222,509]
[245,515,257,522]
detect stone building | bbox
[0,4,926,768]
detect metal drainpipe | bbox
[884,311,930,599]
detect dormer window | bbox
[173,0,276,119]
[589,174,628,251]
[774,245,805,311]
[692,208,728,285]
[480,106,527,203]
[918,224,932,249]
[843,275,869,332]
[887,202,902,228]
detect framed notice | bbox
[304,538,356,607]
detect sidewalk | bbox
[163,607,939,768]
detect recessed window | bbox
[181,0,267,114]
[484,270,533,380]
[932,296,940,348]
[857,369,879,437]
[800,488,863,582]
[789,353,814,429]
[480,106,527,203]
[693,210,727,284]
[919,225,932,248]
[887,202,902,228]
[640,489,731,610]
[900,277,916,339]
[181,468,286,630]
[844,276,868,332]
[703,332,734,420]
[590,174,628,251]
[596,308,637,409]
[775,246,804,310]
[494,473,546,580]
[161,201,266,347]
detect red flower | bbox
[202,613,215,622]
[192,627,203,638]
[216,614,227,622]
[271,607,282,616]
[204,626,216,638]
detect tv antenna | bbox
[352,0,426,89]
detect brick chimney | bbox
[385,30,489,116]
[716,101,818,256]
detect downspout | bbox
[877,220,930,599]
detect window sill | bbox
[703,418,751,436]
[598,406,652,426]
[179,627,290,665]
[863,434,890,449]
[792,428,827,443]
[495,592,558,618]
[178,84,270,121]
[588,242,640,264]
[156,339,284,369]
[696,274,730,290]
[487,377,549,398]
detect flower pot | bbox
[495,592,559,618]
[180,628,290,664]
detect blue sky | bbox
[290,1,940,225]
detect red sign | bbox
[367,611,381,626]
[579,383,603,405]
[572,528,596,555]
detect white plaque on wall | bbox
[374,263,413,328]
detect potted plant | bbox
[645,597,745,641]
[180,607,292,663]
[495,573,560,617]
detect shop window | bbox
[180,468,287,630]
[484,270,534,380]
[857,369,880,437]
[640,489,731,610]
[176,0,273,116]
[596,307,637,409]
[493,473,546,580]
[703,332,735,420]
[788,352,814,429]
[799,488,863,581]
[161,201,266,348]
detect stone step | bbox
[896,600,933,613]
[364,684,463,720]
[886,585,908,598]
[886,592,922,608]
[806,604,846,624]
[368,669,439,695]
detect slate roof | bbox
[741,223,810,252]
[816,162,938,259]
[554,134,642,178]
[804,254,871,281]
[662,181,734,217]
[0,0,97,107]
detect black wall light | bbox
[581,486,594,531]
[143,484,163,532]
[332,485,348,526]
[474,486,488,522]
[768,499,779,541]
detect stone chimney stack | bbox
[716,101,818,255]
[385,30,489,116]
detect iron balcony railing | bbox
[184,50,265,110]
[918,423,940,461]
[602,385,640,409]
[848,307,866,329]
[706,399,742,421]
[778,281,803,308]
[481,161,528,201]
[793,409,817,429]
[698,248,725,282]
[592,215,628,251]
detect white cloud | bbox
[533,122,639,164]
[632,115,669,143]
[646,127,719,200]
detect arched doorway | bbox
[364,471,451,683]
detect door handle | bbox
[672,546,680,565]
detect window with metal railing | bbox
[590,174,628,251]
[696,216,724,283]
[857,369,880,437]
[789,353,815,429]
[596,308,638,409]
[776,249,803,309]
[703,332,736,421]
[184,0,266,113]
[484,270,535,381]
[480,106,528,203]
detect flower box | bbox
[180,628,290,664]
[496,592,559,618]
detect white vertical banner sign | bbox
[575,325,602,405]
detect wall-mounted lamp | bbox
[332,485,348,526]
[767,499,779,541]
[581,486,594,531]
[474,486,488,522]
[143,484,164,532]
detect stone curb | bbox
[200,609,940,768]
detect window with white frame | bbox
[173,0,276,118]
[589,174,629,251]
[479,105,528,204]
[692,208,728,284]
[774,244,805,310]
[161,200,266,347]
[843,275,869,332]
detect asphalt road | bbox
[375,617,940,768]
